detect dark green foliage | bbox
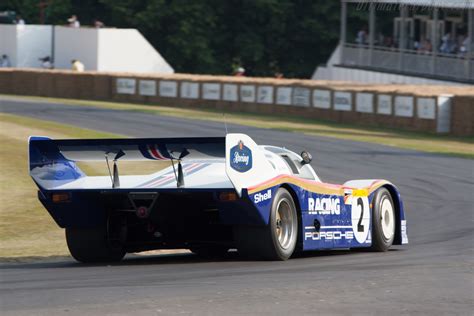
[1,0,350,78]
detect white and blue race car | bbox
[29,133,408,262]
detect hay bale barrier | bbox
[0,69,472,136]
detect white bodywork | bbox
[31,133,320,192]
[225,133,319,196]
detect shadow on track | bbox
[0,248,401,270]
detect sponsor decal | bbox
[230,140,252,173]
[180,82,199,99]
[223,84,238,101]
[417,98,436,120]
[401,220,408,244]
[292,87,311,107]
[304,230,354,241]
[335,97,349,104]
[377,94,392,115]
[356,93,374,113]
[203,83,220,100]
[257,86,273,104]
[116,78,136,94]
[254,189,272,204]
[308,197,340,215]
[159,81,178,97]
[241,85,256,102]
[313,89,331,109]
[139,80,156,96]
[334,92,352,111]
[395,96,414,117]
[276,87,292,105]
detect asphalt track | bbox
[1,96,473,315]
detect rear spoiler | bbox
[29,134,277,195]
[29,136,225,162]
[29,136,225,190]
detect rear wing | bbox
[29,134,276,195]
[29,136,225,190]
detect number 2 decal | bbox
[357,198,364,232]
[351,196,370,243]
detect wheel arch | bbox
[380,184,403,245]
[279,183,303,251]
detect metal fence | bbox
[342,44,474,82]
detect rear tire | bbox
[66,227,125,263]
[235,188,298,260]
[371,188,396,251]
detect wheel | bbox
[235,187,298,260]
[189,245,229,258]
[65,227,126,263]
[371,188,396,251]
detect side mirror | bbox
[300,151,312,165]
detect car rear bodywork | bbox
[29,133,407,254]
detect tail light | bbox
[52,193,71,203]
[219,191,238,201]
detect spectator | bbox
[234,67,245,77]
[439,32,455,54]
[425,39,433,53]
[39,56,53,69]
[0,54,11,67]
[67,15,80,28]
[16,15,25,25]
[383,36,395,49]
[416,38,432,54]
[376,32,385,46]
[458,36,470,56]
[71,59,84,72]
[274,72,283,79]
[422,39,432,54]
[94,19,104,28]
[414,40,420,51]
[356,26,368,45]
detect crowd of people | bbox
[437,33,470,56]
[355,26,471,57]
[1,54,85,71]
[9,13,104,29]
[64,14,105,28]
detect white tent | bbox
[0,24,174,74]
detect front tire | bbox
[235,188,298,260]
[371,188,396,251]
[66,227,125,263]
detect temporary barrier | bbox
[0,69,472,136]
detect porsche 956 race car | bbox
[29,133,408,262]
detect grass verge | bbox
[3,94,473,159]
[0,113,122,259]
